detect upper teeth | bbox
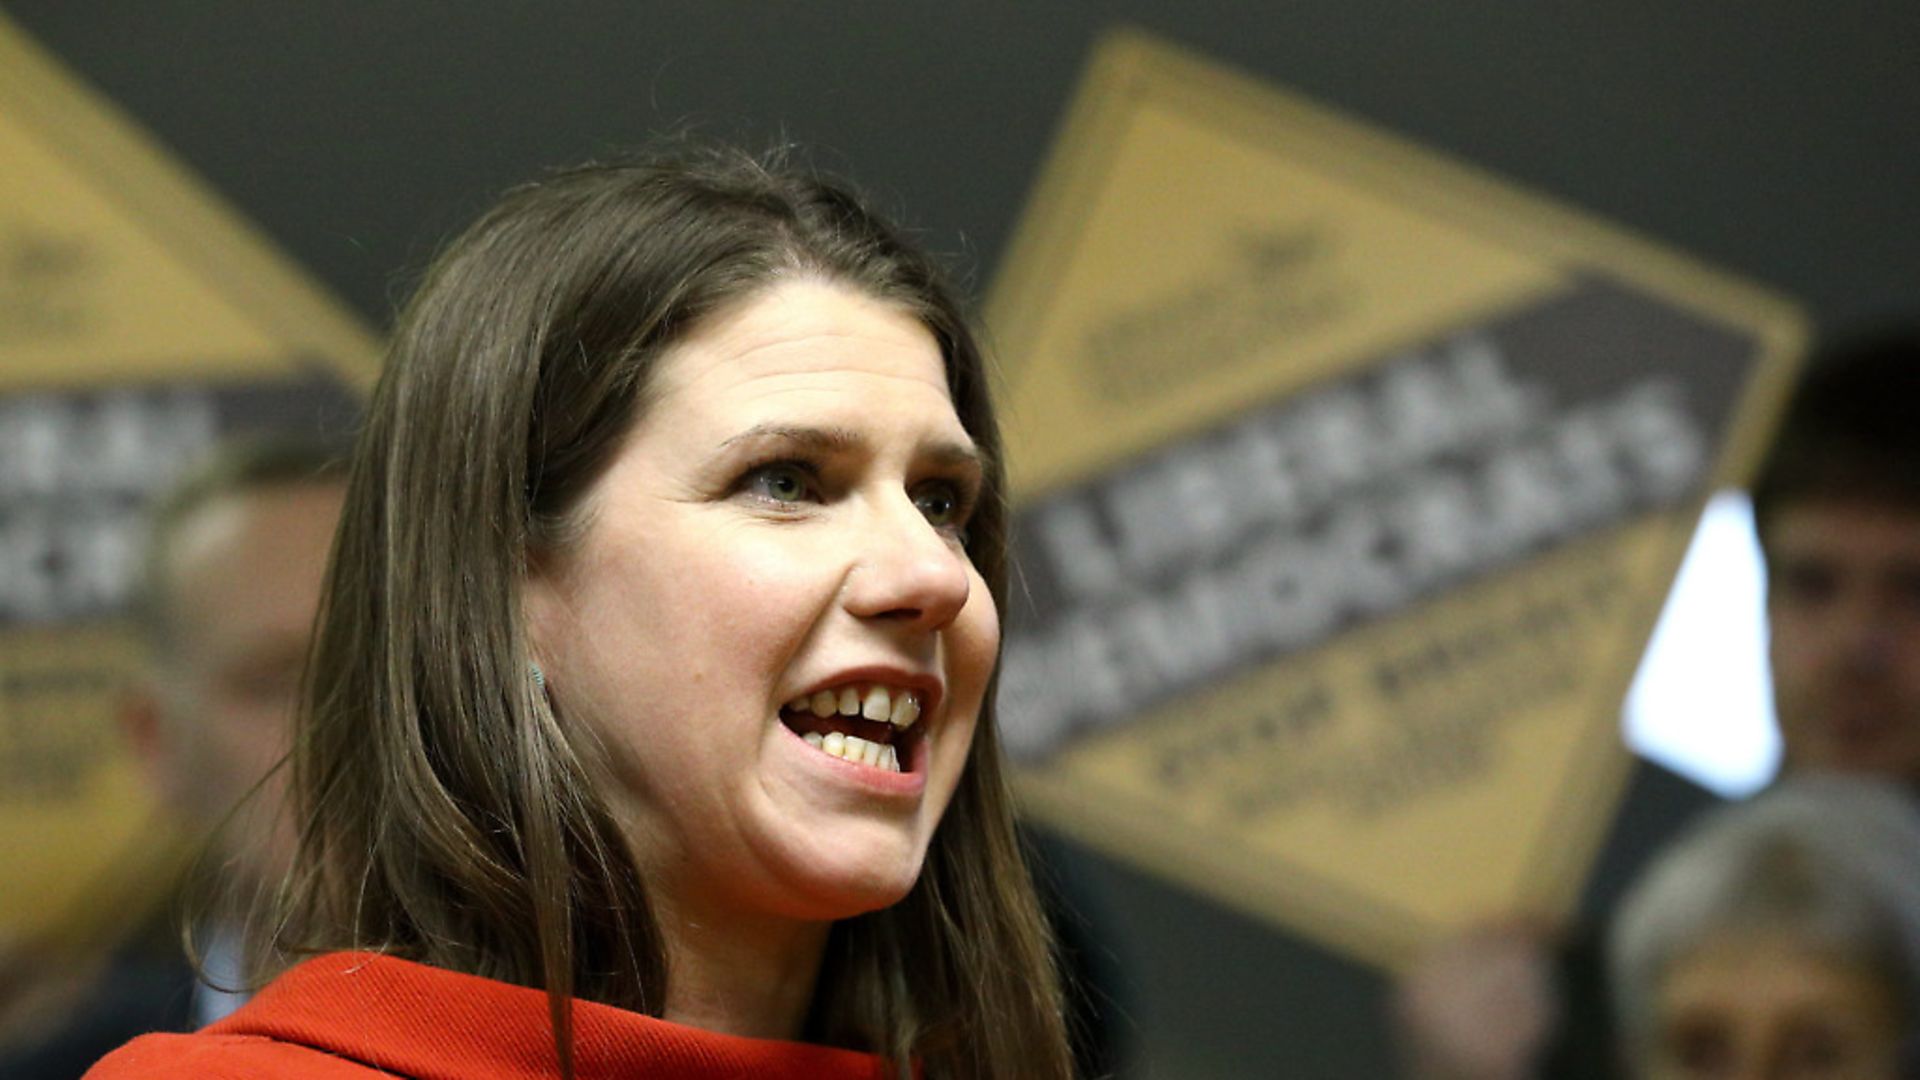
[788,683,921,729]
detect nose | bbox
[1835,590,1903,676]
[840,493,973,631]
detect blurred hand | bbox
[1394,921,1562,1080]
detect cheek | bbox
[688,542,833,648]
[1898,628,1920,685]
[545,530,842,732]
[938,584,1001,752]
[662,532,853,686]
[200,699,285,773]
[961,568,1002,667]
[1765,613,1820,677]
[935,578,1000,783]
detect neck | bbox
[654,890,832,1042]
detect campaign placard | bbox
[988,30,1805,965]
[0,13,376,939]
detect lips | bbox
[780,681,925,773]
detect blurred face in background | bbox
[1765,499,1920,788]
[1646,929,1904,1080]
[126,482,343,888]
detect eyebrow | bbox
[719,422,989,474]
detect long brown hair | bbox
[266,146,1071,1079]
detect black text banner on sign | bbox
[0,12,376,940]
[987,29,1805,967]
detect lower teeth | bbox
[802,730,900,772]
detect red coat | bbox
[84,951,896,1079]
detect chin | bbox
[824,862,927,919]
[770,841,929,921]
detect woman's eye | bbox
[913,480,972,531]
[1659,1019,1730,1073]
[743,462,816,505]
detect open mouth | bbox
[780,683,923,773]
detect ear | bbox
[117,678,183,809]
[520,554,568,675]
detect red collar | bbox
[209,951,894,1079]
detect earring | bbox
[530,662,547,692]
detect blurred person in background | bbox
[1610,774,1920,1079]
[1750,332,1920,790]
[0,439,345,1078]
[1395,329,1920,1079]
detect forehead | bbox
[1661,934,1898,1021]
[1765,499,1920,561]
[170,483,339,564]
[163,484,341,621]
[650,280,953,412]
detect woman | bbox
[87,148,1073,1079]
[1610,774,1920,1079]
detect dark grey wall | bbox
[11,2,1919,333]
[7,3,1914,1076]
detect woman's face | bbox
[526,279,997,926]
[1648,930,1905,1080]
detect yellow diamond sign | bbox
[989,30,1805,967]
[0,12,376,941]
